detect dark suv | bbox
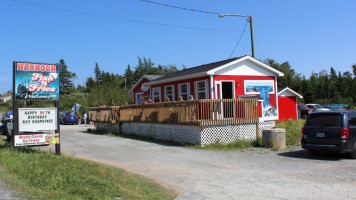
[301,111,356,158]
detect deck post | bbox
[256,118,259,140]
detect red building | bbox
[128,75,162,104]
[277,87,303,121]
[131,56,288,121]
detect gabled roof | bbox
[278,87,303,99]
[0,93,12,99]
[144,55,284,86]
[128,75,162,94]
[144,75,162,80]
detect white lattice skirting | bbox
[95,121,275,146]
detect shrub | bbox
[275,120,305,145]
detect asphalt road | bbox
[43,125,356,200]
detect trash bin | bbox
[262,128,286,149]
[297,109,301,120]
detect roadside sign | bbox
[14,132,59,147]
[14,62,59,101]
[18,108,57,132]
[12,61,61,155]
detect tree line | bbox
[60,57,178,116]
[266,59,356,106]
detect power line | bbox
[229,20,248,58]
[139,0,252,58]
[10,0,239,32]
[139,0,219,15]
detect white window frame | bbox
[135,92,144,104]
[164,85,175,101]
[178,82,190,100]
[152,87,161,103]
[194,80,209,100]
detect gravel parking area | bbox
[0,180,24,200]
[42,125,356,199]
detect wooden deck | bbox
[89,99,259,127]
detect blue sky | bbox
[1,0,355,94]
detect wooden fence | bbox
[89,99,259,127]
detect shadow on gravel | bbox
[82,129,184,147]
[278,150,351,161]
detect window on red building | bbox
[164,85,174,101]
[152,87,161,102]
[195,80,209,99]
[178,83,190,100]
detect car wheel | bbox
[308,149,319,155]
[302,113,307,119]
[350,143,356,159]
[76,122,78,125]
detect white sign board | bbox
[18,108,57,132]
[15,134,47,146]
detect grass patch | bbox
[0,139,176,200]
[196,139,262,151]
[276,120,305,146]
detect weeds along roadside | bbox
[0,138,176,200]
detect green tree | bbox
[123,65,134,88]
[59,59,77,95]
[94,63,102,84]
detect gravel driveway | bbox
[44,125,356,199]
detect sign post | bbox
[12,61,60,155]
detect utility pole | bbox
[249,16,255,58]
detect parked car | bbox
[59,112,79,125]
[322,105,338,110]
[297,104,314,119]
[2,112,13,122]
[301,110,356,158]
[305,104,329,111]
[0,112,13,141]
[329,104,348,110]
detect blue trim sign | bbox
[14,62,59,101]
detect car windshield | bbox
[298,105,308,109]
[314,105,324,108]
[306,113,343,127]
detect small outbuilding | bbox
[0,92,12,102]
[277,87,303,121]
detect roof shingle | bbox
[151,56,243,83]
